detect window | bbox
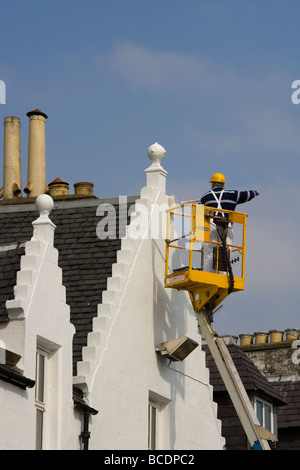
[148,401,159,450]
[35,349,48,450]
[34,337,61,450]
[253,396,277,435]
[148,392,170,450]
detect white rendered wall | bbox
[0,148,225,450]
[75,144,225,450]
[0,195,76,450]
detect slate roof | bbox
[0,196,137,374]
[203,342,286,406]
[0,247,25,321]
[273,381,300,427]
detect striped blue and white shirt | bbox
[200,187,259,211]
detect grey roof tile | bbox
[0,197,136,374]
[273,381,300,427]
[204,342,286,406]
[0,247,25,322]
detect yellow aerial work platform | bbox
[164,202,278,450]
[165,203,247,314]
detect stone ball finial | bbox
[147,142,166,165]
[35,193,54,215]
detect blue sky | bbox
[1,0,300,338]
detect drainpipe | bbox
[73,387,98,450]
[81,412,91,450]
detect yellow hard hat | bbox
[209,173,225,184]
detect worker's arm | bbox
[236,190,259,204]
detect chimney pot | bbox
[26,109,48,119]
[25,109,48,198]
[254,331,269,344]
[239,334,254,346]
[269,329,284,343]
[73,182,94,197]
[3,116,22,199]
[48,177,69,197]
[285,328,300,341]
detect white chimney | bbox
[24,109,48,198]
[3,116,22,199]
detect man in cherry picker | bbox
[200,173,260,212]
[200,173,260,274]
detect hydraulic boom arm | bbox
[197,308,276,450]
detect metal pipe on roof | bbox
[24,109,48,198]
[3,116,22,199]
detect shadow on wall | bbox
[151,238,197,449]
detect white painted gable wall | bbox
[0,144,224,450]
[75,144,225,450]
[0,195,75,450]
